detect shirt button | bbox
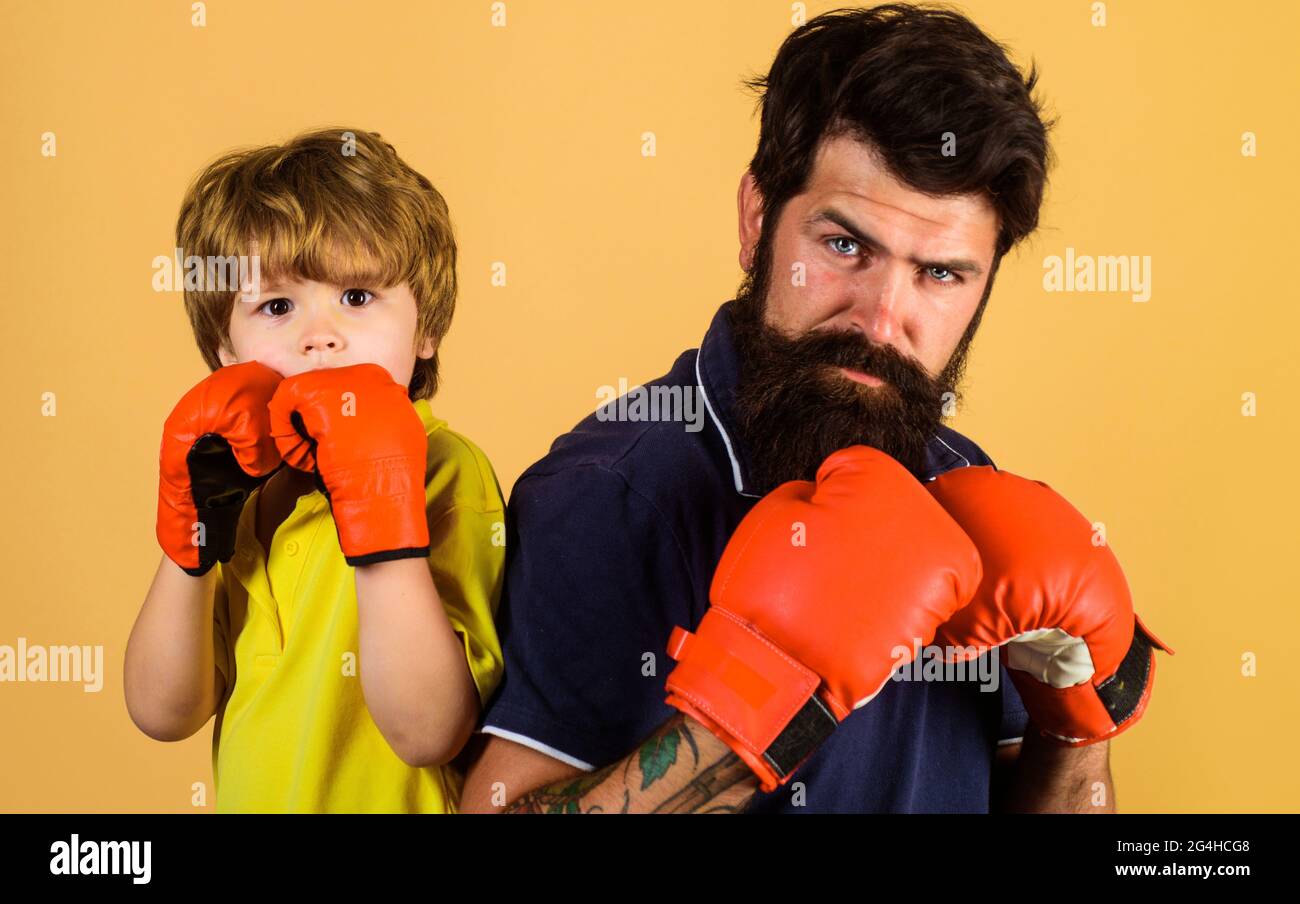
[284,540,299,556]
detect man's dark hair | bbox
[743,3,1055,262]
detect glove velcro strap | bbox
[1011,619,1165,747]
[1097,618,1163,728]
[664,608,836,789]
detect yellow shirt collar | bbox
[412,396,445,437]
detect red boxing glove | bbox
[156,362,284,576]
[664,445,984,792]
[926,466,1174,747]
[268,363,430,566]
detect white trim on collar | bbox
[932,433,971,468]
[694,348,762,498]
[924,434,973,481]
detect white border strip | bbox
[480,725,596,771]
[694,349,760,498]
[933,433,971,468]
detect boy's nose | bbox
[300,326,345,355]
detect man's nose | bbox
[847,265,910,345]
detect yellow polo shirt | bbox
[209,399,505,813]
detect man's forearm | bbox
[997,726,1116,813]
[504,713,759,813]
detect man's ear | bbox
[737,170,765,273]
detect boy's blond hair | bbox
[175,127,456,400]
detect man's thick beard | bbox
[730,221,987,495]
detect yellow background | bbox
[0,0,1295,813]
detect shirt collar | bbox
[694,301,762,497]
[412,396,447,438]
[693,300,967,497]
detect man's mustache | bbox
[779,328,928,390]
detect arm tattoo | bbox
[503,715,758,814]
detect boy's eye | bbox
[342,289,373,307]
[257,297,292,317]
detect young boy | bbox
[124,127,505,813]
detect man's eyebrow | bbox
[804,207,985,277]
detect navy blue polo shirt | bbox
[482,300,1029,813]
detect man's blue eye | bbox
[343,289,373,307]
[824,239,961,285]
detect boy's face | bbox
[216,276,435,388]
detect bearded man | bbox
[459,4,1167,814]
